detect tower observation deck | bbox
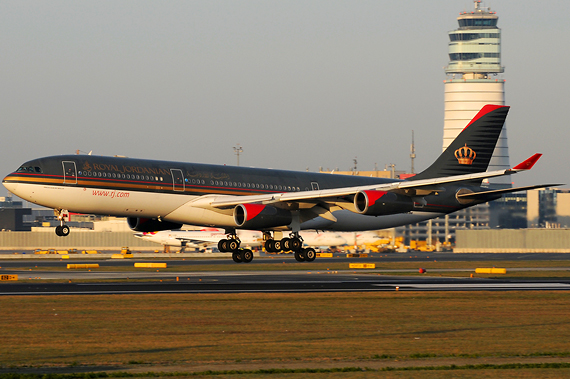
[443,1,510,188]
[446,2,503,76]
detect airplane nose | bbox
[2,175,19,194]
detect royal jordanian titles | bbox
[3,105,554,263]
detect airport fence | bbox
[0,231,159,250]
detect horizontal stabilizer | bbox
[511,153,542,171]
[457,184,563,200]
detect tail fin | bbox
[411,105,509,181]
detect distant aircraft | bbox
[338,231,385,246]
[3,105,554,263]
[134,229,347,261]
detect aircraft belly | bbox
[15,183,192,217]
[301,210,446,232]
[163,204,235,228]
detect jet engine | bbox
[234,204,292,229]
[354,190,413,216]
[127,217,183,232]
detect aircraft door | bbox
[311,182,320,191]
[171,169,185,192]
[62,161,77,185]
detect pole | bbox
[233,144,243,166]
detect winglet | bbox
[512,153,542,171]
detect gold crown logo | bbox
[454,144,476,165]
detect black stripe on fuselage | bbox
[6,154,396,197]
[5,155,475,214]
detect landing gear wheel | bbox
[265,240,275,253]
[241,249,254,263]
[218,239,229,252]
[303,248,316,262]
[232,251,243,263]
[55,225,63,236]
[60,225,70,237]
[294,250,306,262]
[274,240,282,251]
[282,238,291,251]
[228,239,240,252]
[289,237,302,251]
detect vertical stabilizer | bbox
[411,105,509,181]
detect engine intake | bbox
[234,204,292,229]
[354,190,413,216]
[127,217,182,232]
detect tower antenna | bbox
[410,130,416,174]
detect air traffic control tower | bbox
[444,0,510,188]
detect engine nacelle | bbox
[127,217,183,232]
[354,190,413,216]
[234,204,292,229]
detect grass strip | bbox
[2,292,570,366]
[2,363,570,378]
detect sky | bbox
[1,0,569,193]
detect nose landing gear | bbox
[54,209,70,237]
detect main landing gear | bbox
[54,209,70,237]
[217,233,254,263]
[264,232,316,262]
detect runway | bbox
[2,270,570,295]
[2,251,570,267]
[2,252,570,295]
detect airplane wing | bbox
[201,153,544,209]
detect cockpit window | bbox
[16,166,41,173]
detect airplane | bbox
[338,231,385,246]
[3,105,555,263]
[134,228,347,259]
